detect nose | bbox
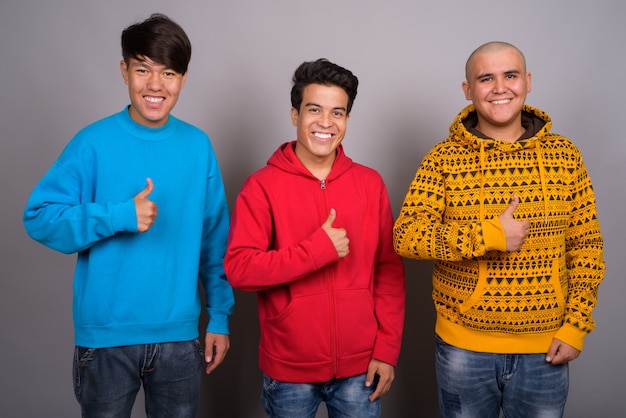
[318,111,332,127]
[147,73,163,91]
[493,76,506,93]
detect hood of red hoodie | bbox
[267,141,354,180]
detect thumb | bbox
[135,178,154,200]
[503,194,520,217]
[323,208,337,228]
[545,339,560,363]
[365,362,377,387]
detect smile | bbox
[313,132,332,139]
[490,99,512,105]
[144,96,164,104]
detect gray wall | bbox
[1,1,623,417]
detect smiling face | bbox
[291,83,350,175]
[462,46,531,142]
[120,56,187,128]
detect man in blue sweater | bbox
[23,13,234,417]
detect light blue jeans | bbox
[262,373,381,418]
[435,335,569,418]
[73,340,203,418]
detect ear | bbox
[120,60,129,85]
[290,107,299,126]
[526,72,532,93]
[462,80,471,100]
[180,70,189,89]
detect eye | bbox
[163,71,177,77]
[333,110,345,117]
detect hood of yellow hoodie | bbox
[450,104,553,224]
[451,104,552,152]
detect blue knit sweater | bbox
[24,108,234,348]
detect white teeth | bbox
[491,99,511,104]
[145,96,164,103]
[314,133,332,139]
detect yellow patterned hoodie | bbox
[394,104,605,353]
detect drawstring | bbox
[479,140,486,221]
[535,142,550,224]
[478,139,549,224]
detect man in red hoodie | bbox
[225,58,406,418]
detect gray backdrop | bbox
[1,0,623,417]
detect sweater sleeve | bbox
[393,150,495,261]
[23,161,137,254]
[199,156,234,334]
[224,178,339,292]
[554,155,605,350]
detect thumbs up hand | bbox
[321,208,350,258]
[497,194,530,251]
[133,178,158,232]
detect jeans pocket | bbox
[192,337,204,357]
[74,346,96,370]
[73,346,96,402]
[262,373,280,392]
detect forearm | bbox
[225,227,338,291]
[393,210,497,261]
[24,199,136,254]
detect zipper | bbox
[319,177,337,376]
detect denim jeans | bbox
[435,335,568,418]
[262,373,381,418]
[73,340,203,418]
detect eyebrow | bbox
[304,102,347,112]
[476,69,521,79]
[130,58,174,71]
[130,59,155,70]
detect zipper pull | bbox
[320,179,327,190]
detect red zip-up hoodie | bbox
[225,141,406,382]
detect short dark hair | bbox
[290,59,359,114]
[121,13,192,75]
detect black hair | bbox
[121,13,191,75]
[290,59,359,114]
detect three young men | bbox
[24,16,605,418]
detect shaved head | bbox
[465,41,527,81]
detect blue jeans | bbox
[435,335,569,418]
[73,340,203,418]
[262,373,381,418]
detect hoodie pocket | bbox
[456,258,567,333]
[261,292,332,364]
[458,261,488,314]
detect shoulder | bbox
[541,133,582,155]
[170,115,205,133]
[74,113,118,138]
[350,162,384,181]
[418,138,465,164]
[59,114,119,155]
[170,115,210,141]
[343,163,390,195]
[242,164,278,186]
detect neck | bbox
[294,146,335,180]
[303,157,334,181]
[475,122,525,143]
